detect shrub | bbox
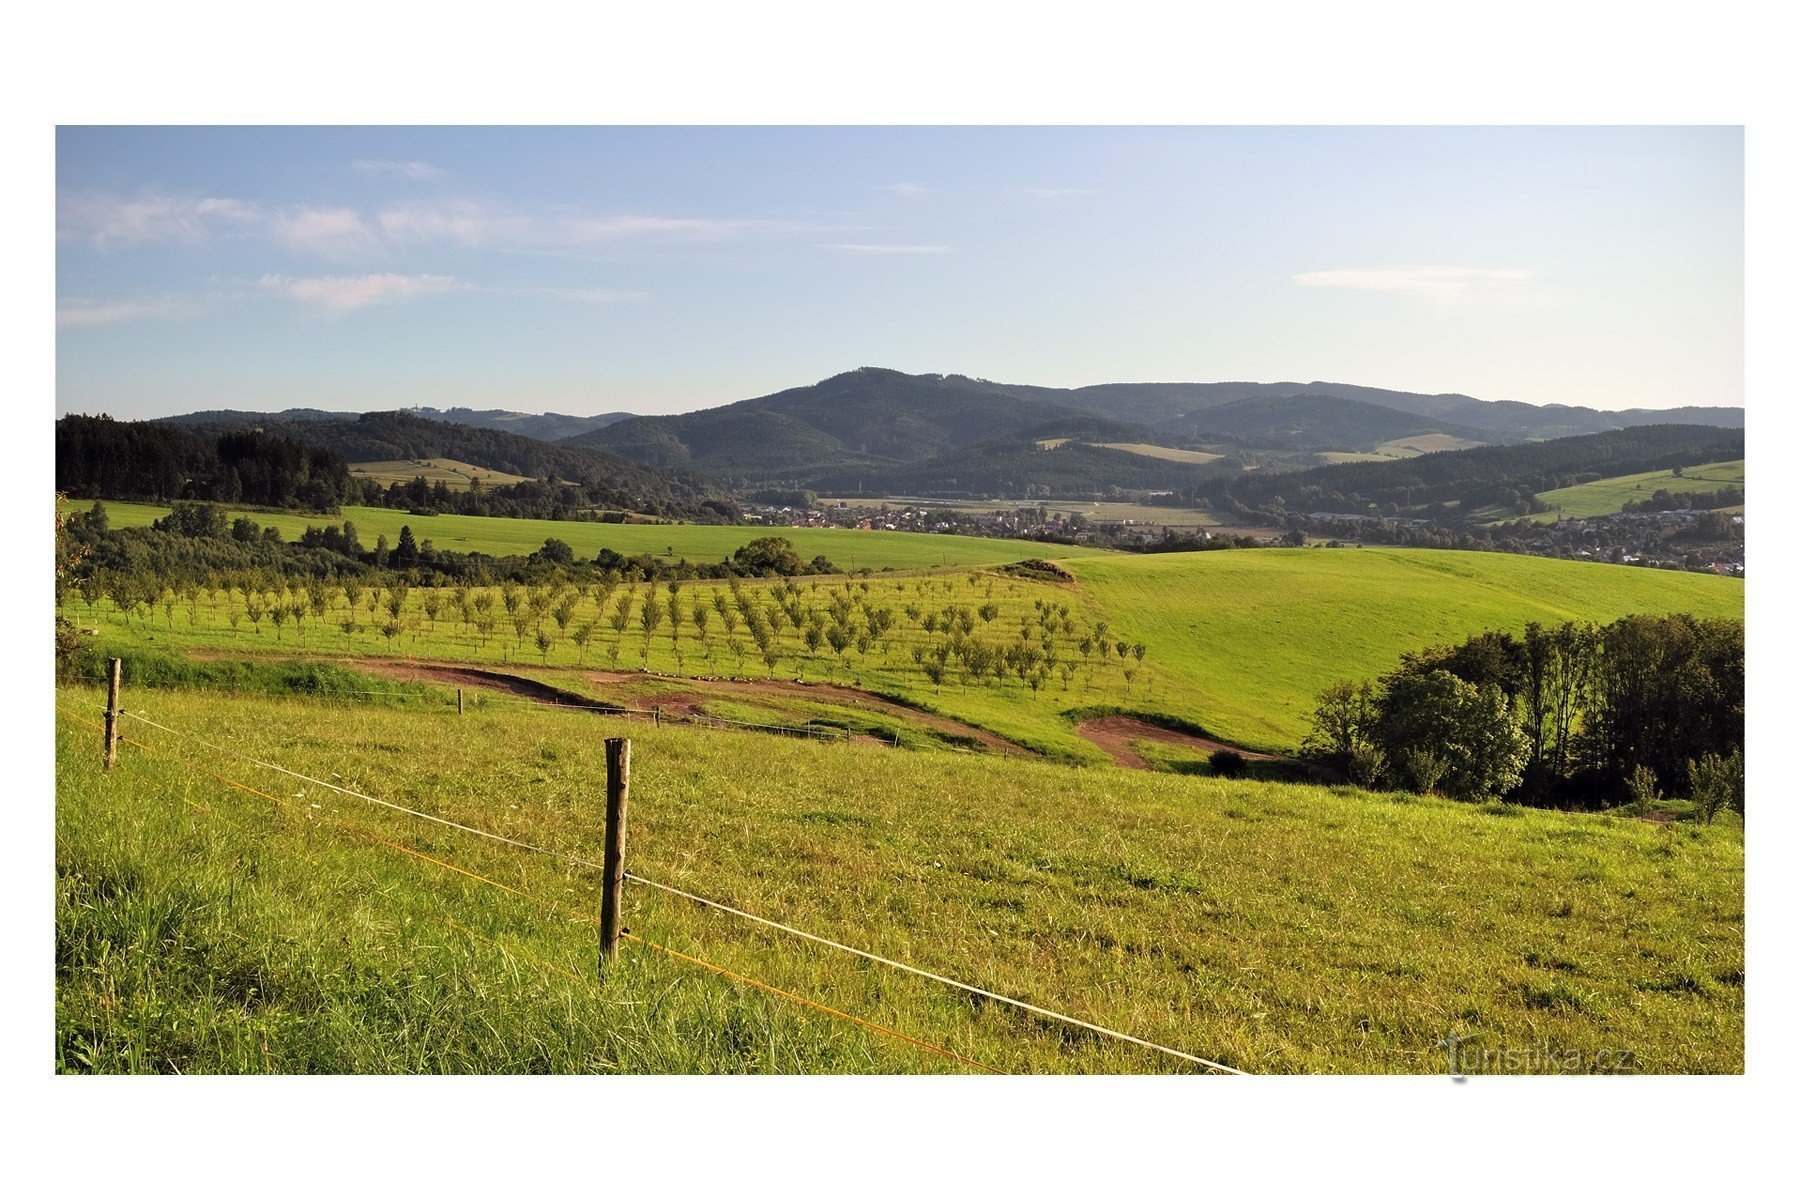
[1208,749,1248,779]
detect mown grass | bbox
[57,685,1744,1074]
[1521,459,1745,523]
[1070,548,1744,749]
[59,498,1116,571]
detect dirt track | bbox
[356,659,1031,757]
[1074,716,1281,771]
[266,653,1293,772]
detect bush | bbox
[1208,749,1248,779]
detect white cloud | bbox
[56,296,202,329]
[260,272,461,314]
[1293,265,1533,303]
[59,190,259,248]
[821,242,953,256]
[276,207,384,261]
[353,158,446,181]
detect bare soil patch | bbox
[1074,715,1281,771]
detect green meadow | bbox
[57,498,1115,572]
[1069,548,1744,748]
[1523,459,1745,523]
[56,687,1744,1074]
[65,544,1744,760]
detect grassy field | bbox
[59,498,1115,572]
[1376,434,1488,456]
[1069,549,1744,749]
[349,458,535,488]
[55,686,1744,1073]
[1525,460,1746,523]
[66,544,1743,759]
[1091,442,1224,464]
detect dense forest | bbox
[64,412,740,521]
[57,415,358,511]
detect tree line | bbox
[1304,613,1744,817]
[57,415,357,511]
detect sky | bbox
[55,126,1743,419]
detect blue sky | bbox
[55,126,1742,418]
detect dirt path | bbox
[1074,716,1283,771]
[357,659,1032,757]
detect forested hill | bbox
[399,406,636,442]
[562,367,1743,494]
[574,368,1148,479]
[1187,424,1746,521]
[57,415,357,511]
[158,411,736,517]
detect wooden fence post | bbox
[103,657,122,770]
[598,736,631,969]
[652,706,661,728]
[457,687,464,716]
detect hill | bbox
[1186,424,1746,525]
[158,410,736,519]
[1524,460,1745,522]
[401,406,636,442]
[566,368,1743,497]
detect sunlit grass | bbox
[57,686,1744,1074]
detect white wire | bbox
[119,707,1244,1074]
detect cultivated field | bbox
[65,543,1744,760]
[58,499,1115,572]
[1525,460,1746,523]
[56,686,1744,1074]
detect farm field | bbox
[349,458,536,488]
[57,498,1115,572]
[1090,442,1224,464]
[1524,460,1746,523]
[66,544,1744,759]
[55,686,1744,1073]
[1375,433,1488,456]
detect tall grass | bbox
[57,685,1744,1073]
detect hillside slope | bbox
[163,410,735,517]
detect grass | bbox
[66,546,1744,759]
[58,498,1117,572]
[1069,547,1744,749]
[1090,442,1224,464]
[1375,434,1488,456]
[1524,460,1746,523]
[56,685,1744,1073]
[348,458,535,487]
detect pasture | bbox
[348,458,535,488]
[1091,442,1224,464]
[55,686,1744,1073]
[65,543,1744,759]
[58,498,1115,572]
[1526,460,1746,523]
